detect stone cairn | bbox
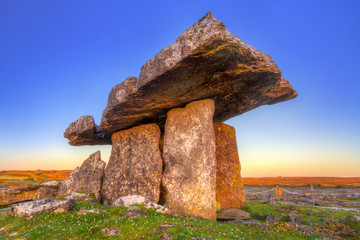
[51,13,297,221]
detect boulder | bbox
[162,99,217,221]
[0,185,40,205]
[65,12,297,145]
[57,151,106,200]
[101,124,163,205]
[33,187,57,200]
[10,198,75,217]
[216,208,251,220]
[214,122,245,209]
[112,195,147,207]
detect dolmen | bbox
[63,12,297,221]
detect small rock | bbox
[295,224,314,236]
[65,193,89,200]
[144,201,169,213]
[160,233,173,240]
[10,198,75,217]
[100,227,120,236]
[268,200,278,205]
[266,214,279,224]
[77,209,107,215]
[339,215,360,223]
[216,208,251,220]
[158,224,175,229]
[306,220,313,226]
[289,211,302,225]
[113,195,147,207]
[33,187,57,200]
[128,206,141,211]
[121,211,148,218]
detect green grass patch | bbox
[1,200,359,239]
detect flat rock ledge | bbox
[64,12,297,146]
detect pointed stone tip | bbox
[90,150,101,160]
[200,12,217,22]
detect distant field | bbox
[1,170,359,188]
[243,177,360,187]
[0,170,71,188]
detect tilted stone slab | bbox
[57,151,106,200]
[214,122,245,209]
[101,123,163,205]
[0,185,40,205]
[162,99,217,221]
[0,182,59,205]
[64,12,297,145]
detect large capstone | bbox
[100,124,163,205]
[214,122,245,209]
[57,151,106,200]
[64,12,296,145]
[162,99,217,221]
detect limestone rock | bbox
[216,208,251,220]
[128,206,141,211]
[0,185,40,205]
[101,124,163,205]
[65,192,90,200]
[162,99,217,221]
[10,198,75,217]
[77,209,107,215]
[100,227,120,236]
[289,211,303,225]
[214,122,245,209]
[121,211,148,218]
[64,115,108,145]
[57,151,106,200]
[65,12,296,145]
[113,195,147,207]
[33,187,57,200]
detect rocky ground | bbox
[245,185,360,210]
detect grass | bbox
[1,200,359,239]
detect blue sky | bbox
[0,0,359,176]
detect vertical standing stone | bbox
[162,99,216,221]
[57,151,106,200]
[214,122,245,209]
[101,124,163,205]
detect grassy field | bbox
[243,177,360,187]
[2,171,360,189]
[1,199,359,239]
[0,170,71,188]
